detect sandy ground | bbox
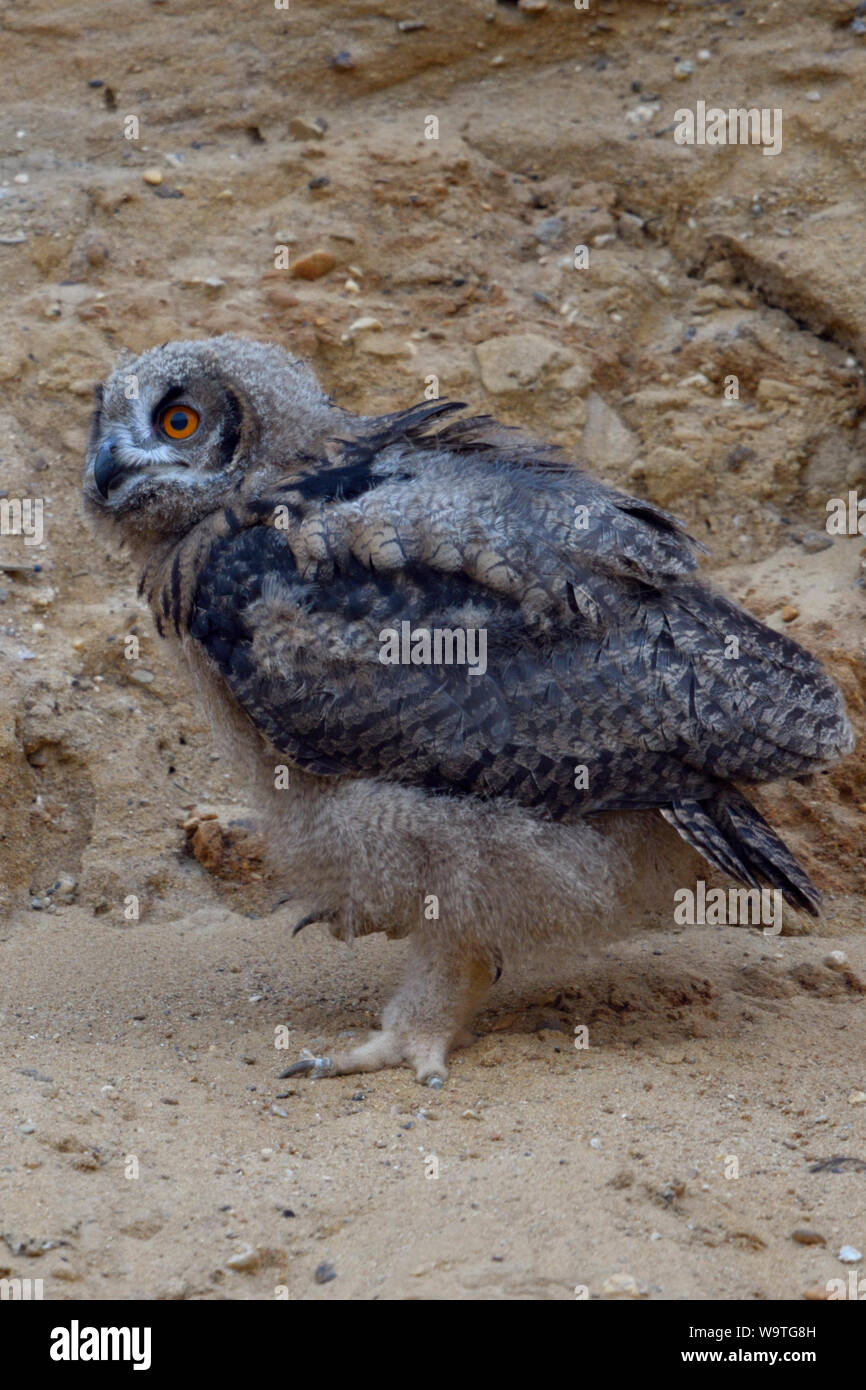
[1,0,865,1300]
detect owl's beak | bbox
[93,437,126,499]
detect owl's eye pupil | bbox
[160,402,200,438]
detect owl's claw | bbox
[279,1047,333,1079]
[425,1074,445,1090]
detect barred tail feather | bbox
[661,787,821,917]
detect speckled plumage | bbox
[83,335,854,1084]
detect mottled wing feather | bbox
[186,509,850,826]
[274,407,704,601]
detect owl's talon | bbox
[279,1047,333,1080]
[290,909,331,938]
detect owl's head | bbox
[83,335,342,555]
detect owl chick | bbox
[83,335,854,1086]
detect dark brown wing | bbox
[185,519,850,817]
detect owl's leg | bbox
[280,931,498,1087]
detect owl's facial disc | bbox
[86,378,244,512]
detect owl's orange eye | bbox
[160,404,200,439]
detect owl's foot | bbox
[280,1031,451,1087]
[279,931,498,1086]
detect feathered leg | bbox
[280,929,497,1086]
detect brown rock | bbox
[803,1284,831,1301]
[582,393,640,469]
[289,250,337,280]
[288,117,326,141]
[792,1229,826,1246]
[267,286,300,310]
[187,817,266,882]
[476,334,569,394]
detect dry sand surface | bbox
[0,0,865,1301]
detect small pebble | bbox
[792,1229,826,1246]
[601,1272,641,1298]
[226,1245,260,1272]
[533,217,565,246]
[824,950,848,971]
[267,287,299,310]
[799,531,832,553]
[803,1283,830,1301]
[48,874,77,905]
[673,60,693,80]
[289,249,337,280]
[288,117,326,141]
[780,604,799,622]
[315,1261,337,1284]
[848,1091,866,1106]
[142,168,163,186]
[838,1245,862,1264]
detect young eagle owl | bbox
[83,335,853,1087]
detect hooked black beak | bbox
[93,437,126,499]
